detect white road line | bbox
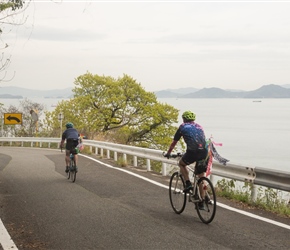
[0,219,18,250]
[81,154,290,230]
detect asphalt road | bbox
[0,147,289,250]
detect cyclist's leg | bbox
[178,159,192,192]
[73,152,78,173]
[74,154,78,166]
[73,140,79,167]
[180,151,196,191]
[178,159,190,181]
[198,172,206,201]
[195,149,209,207]
[65,150,70,165]
[65,141,72,172]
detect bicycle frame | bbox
[186,165,203,202]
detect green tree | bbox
[0,0,26,80]
[0,0,24,13]
[45,73,179,150]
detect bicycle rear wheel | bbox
[196,177,216,224]
[169,172,186,214]
[67,154,73,180]
[70,169,76,183]
[70,159,77,183]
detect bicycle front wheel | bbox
[196,177,216,224]
[169,172,186,214]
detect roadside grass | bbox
[117,157,128,168]
[215,179,290,218]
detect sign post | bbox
[1,113,3,137]
[58,113,63,138]
[30,110,39,136]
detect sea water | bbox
[1,97,290,172]
[158,98,290,172]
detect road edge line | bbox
[0,218,18,250]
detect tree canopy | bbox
[0,0,24,13]
[0,0,26,81]
[45,73,179,150]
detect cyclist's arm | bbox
[166,127,182,155]
[60,132,66,149]
[166,140,178,155]
[60,139,65,149]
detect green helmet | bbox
[182,111,196,121]
[65,122,74,128]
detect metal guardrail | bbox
[0,137,289,194]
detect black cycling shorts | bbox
[181,148,208,175]
[66,139,79,154]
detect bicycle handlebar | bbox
[162,152,183,158]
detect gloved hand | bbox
[164,153,170,159]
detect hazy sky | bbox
[1,0,290,92]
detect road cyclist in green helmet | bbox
[60,122,81,173]
[164,110,208,208]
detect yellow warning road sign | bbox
[4,113,22,125]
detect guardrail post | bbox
[209,174,214,184]
[100,148,103,157]
[162,162,167,176]
[95,147,98,155]
[107,150,110,159]
[114,152,118,161]
[21,141,23,147]
[133,156,137,167]
[123,153,127,162]
[146,159,151,171]
[40,142,42,148]
[251,184,258,202]
[31,142,33,147]
[10,141,12,146]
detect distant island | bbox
[0,94,23,99]
[1,84,290,99]
[155,84,290,98]
[0,86,73,99]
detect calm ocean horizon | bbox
[159,98,290,173]
[1,97,290,172]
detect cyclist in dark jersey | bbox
[165,111,208,192]
[60,122,80,173]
